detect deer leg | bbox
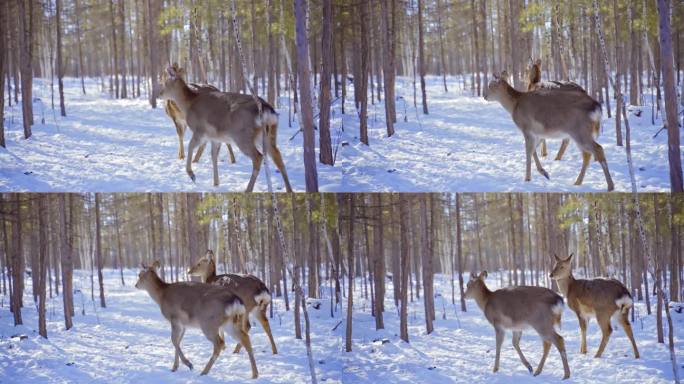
[549,332,570,380]
[524,136,534,182]
[233,314,250,353]
[227,144,236,164]
[493,328,505,373]
[245,151,263,193]
[554,139,570,161]
[200,330,225,376]
[618,312,640,358]
[594,313,613,358]
[193,142,206,163]
[578,315,588,354]
[175,121,185,160]
[257,308,278,354]
[171,324,193,371]
[268,145,293,192]
[574,152,592,186]
[512,331,533,373]
[532,149,549,179]
[211,142,221,187]
[533,341,551,376]
[186,134,201,183]
[540,139,548,157]
[592,142,614,192]
[239,329,259,379]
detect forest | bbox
[0,192,682,382]
[0,0,682,192]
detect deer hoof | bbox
[540,170,550,180]
[533,370,542,377]
[188,173,196,183]
[525,364,533,373]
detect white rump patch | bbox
[255,110,278,128]
[225,301,246,318]
[254,291,271,307]
[615,295,633,309]
[551,301,565,317]
[589,107,602,123]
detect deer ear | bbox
[470,272,477,280]
[479,270,488,279]
[566,253,574,262]
[205,250,214,261]
[152,260,161,270]
[535,58,542,66]
[140,262,147,269]
[166,65,177,80]
[554,253,561,262]
[493,72,500,80]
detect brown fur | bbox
[187,250,278,354]
[484,74,614,191]
[159,65,292,192]
[550,254,640,358]
[135,261,258,378]
[525,59,594,161]
[162,64,236,164]
[465,271,570,379]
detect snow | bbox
[1,269,681,383]
[1,77,679,192]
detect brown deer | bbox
[135,261,258,378]
[163,63,236,164]
[525,59,593,161]
[159,65,292,191]
[465,271,571,379]
[550,254,639,359]
[484,73,614,191]
[187,250,277,355]
[465,271,570,379]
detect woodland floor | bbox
[0,76,679,192]
[0,269,682,383]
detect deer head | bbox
[549,254,573,280]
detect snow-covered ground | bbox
[0,76,679,192]
[1,269,681,383]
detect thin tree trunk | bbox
[95,194,106,308]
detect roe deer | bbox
[484,73,614,191]
[163,63,236,164]
[526,59,591,161]
[187,250,277,354]
[550,254,639,359]
[135,261,259,378]
[158,65,292,192]
[465,271,570,380]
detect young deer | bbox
[135,261,259,378]
[550,254,639,359]
[163,64,236,164]
[525,59,591,161]
[485,73,614,191]
[187,250,277,355]
[158,65,292,192]
[465,271,570,379]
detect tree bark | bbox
[319,0,334,165]
[295,0,319,191]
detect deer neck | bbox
[496,83,522,116]
[144,273,168,306]
[555,273,575,297]
[170,81,197,116]
[472,284,493,313]
[205,262,218,283]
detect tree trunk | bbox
[399,194,410,342]
[295,0,318,191]
[656,0,683,192]
[146,0,159,108]
[319,0,333,165]
[95,194,106,308]
[417,0,428,114]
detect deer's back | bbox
[513,90,600,136]
[186,91,276,141]
[566,278,630,315]
[159,282,242,327]
[209,273,268,310]
[485,286,563,330]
